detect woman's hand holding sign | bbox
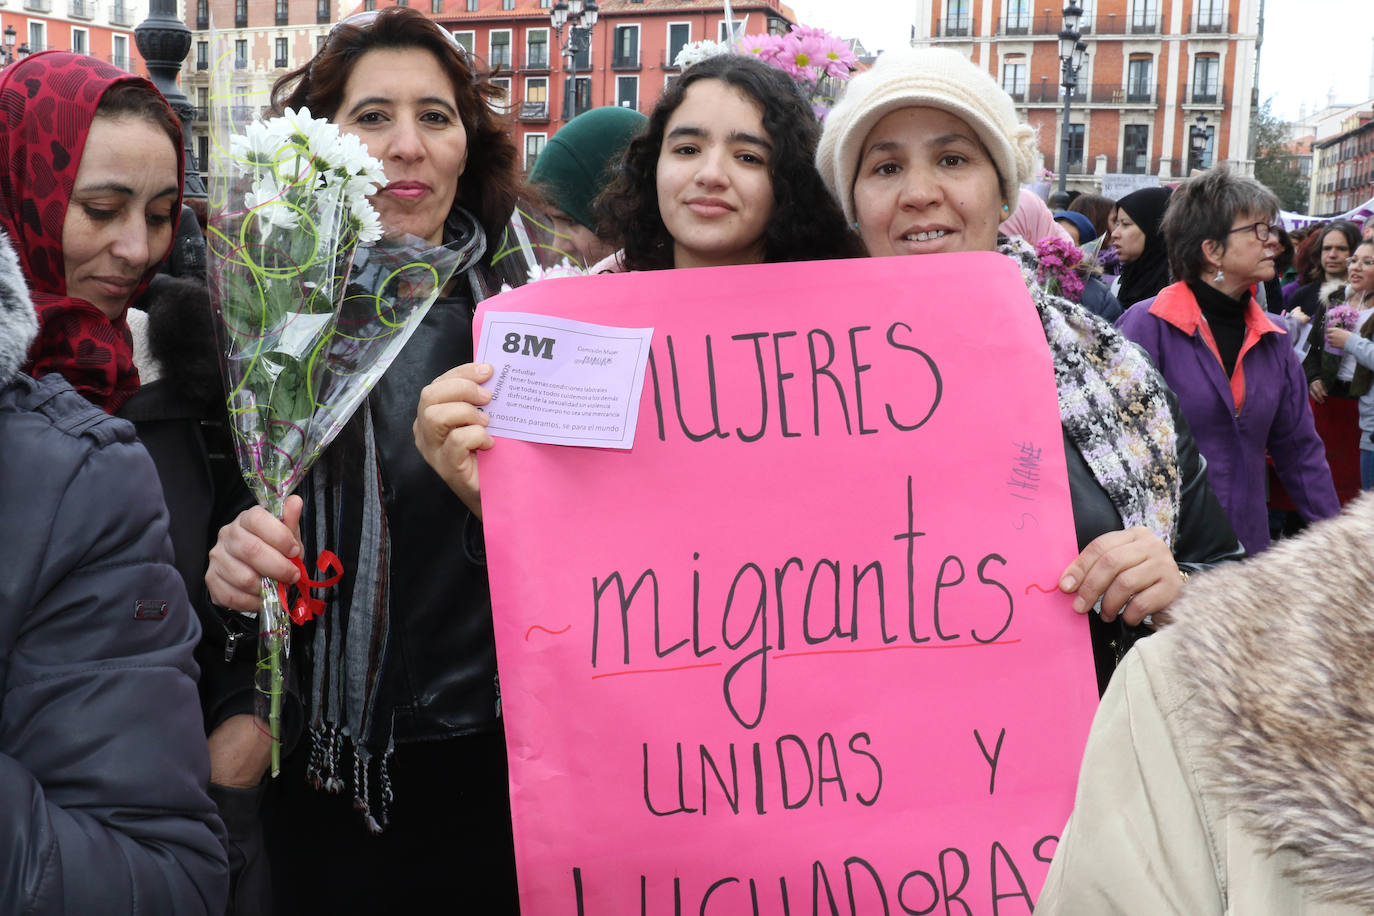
[414,362,495,518]
[1058,527,1183,625]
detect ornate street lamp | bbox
[3,25,16,66]
[1055,1,1084,195]
[1189,112,1210,174]
[552,0,598,123]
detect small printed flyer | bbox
[474,311,654,450]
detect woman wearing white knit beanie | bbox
[816,47,1243,698]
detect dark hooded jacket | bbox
[0,230,228,913]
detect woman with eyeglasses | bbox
[202,7,524,911]
[1117,166,1339,555]
[1321,241,1374,489]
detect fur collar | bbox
[0,230,37,388]
[1165,494,1374,908]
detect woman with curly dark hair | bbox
[204,7,526,910]
[411,53,860,522]
[592,53,861,271]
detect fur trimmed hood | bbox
[0,230,37,388]
[1165,493,1374,909]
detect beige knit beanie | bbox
[816,47,1039,223]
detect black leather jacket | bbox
[305,286,500,742]
[1068,384,1244,693]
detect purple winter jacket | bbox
[1117,282,1339,554]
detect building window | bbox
[489,76,511,112]
[196,40,209,69]
[197,134,209,174]
[275,37,289,68]
[1129,0,1158,32]
[1126,56,1152,102]
[196,0,209,28]
[431,0,442,11]
[1003,0,1030,33]
[490,29,511,68]
[317,0,330,23]
[1196,0,1225,31]
[111,33,128,69]
[466,0,477,11]
[573,75,591,117]
[28,22,45,53]
[717,19,744,42]
[363,0,375,10]
[616,74,638,110]
[666,22,690,67]
[275,0,288,25]
[1192,54,1219,103]
[524,132,546,169]
[1000,58,1026,100]
[1123,125,1150,173]
[524,76,548,110]
[71,27,88,54]
[943,0,970,35]
[1198,126,1216,169]
[526,28,548,68]
[235,38,248,69]
[502,0,513,8]
[453,30,475,55]
[612,24,639,68]
[317,34,327,53]
[235,0,247,27]
[1066,123,1084,173]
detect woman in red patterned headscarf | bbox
[0,50,183,413]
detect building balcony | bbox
[997,14,1033,35]
[936,16,972,37]
[69,0,94,19]
[1023,81,1160,105]
[1025,12,1095,34]
[662,52,681,70]
[196,57,209,69]
[521,53,550,72]
[611,53,639,71]
[194,106,209,121]
[23,0,51,12]
[1127,15,1160,34]
[110,53,129,69]
[519,101,548,122]
[1186,81,1224,105]
[1185,11,1230,33]
[235,14,247,27]
[112,1,133,24]
[196,14,209,28]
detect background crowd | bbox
[3,8,1373,913]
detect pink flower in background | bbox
[774,31,827,82]
[730,22,856,121]
[1034,236,1087,303]
[736,32,783,64]
[1327,303,1362,332]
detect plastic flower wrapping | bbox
[207,101,466,775]
[1325,301,1362,359]
[674,23,858,120]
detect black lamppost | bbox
[2,25,16,66]
[1055,1,1084,195]
[134,0,205,198]
[1188,112,1210,174]
[551,0,598,124]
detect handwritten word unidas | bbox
[642,730,882,818]
[590,476,1016,729]
[569,837,1057,915]
[644,322,942,443]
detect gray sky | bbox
[785,0,1373,121]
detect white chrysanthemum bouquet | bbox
[209,106,466,773]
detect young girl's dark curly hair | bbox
[594,54,861,270]
[270,5,525,260]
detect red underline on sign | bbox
[775,639,1023,659]
[590,661,724,680]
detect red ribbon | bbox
[277,550,344,626]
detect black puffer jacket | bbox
[0,238,228,914]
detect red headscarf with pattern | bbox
[0,51,184,412]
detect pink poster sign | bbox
[479,253,1098,915]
